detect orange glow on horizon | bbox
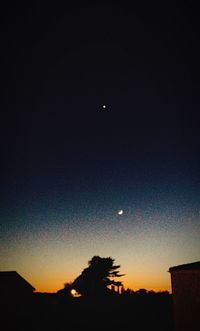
[25,259,172,293]
[34,283,171,294]
[32,275,171,294]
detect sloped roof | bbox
[169,261,200,272]
[0,271,35,292]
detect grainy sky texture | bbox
[1,2,200,292]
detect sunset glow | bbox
[1,2,200,298]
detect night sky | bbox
[1,2,200,292]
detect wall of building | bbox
[171,270,200,331]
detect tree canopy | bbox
[72,256,124,297]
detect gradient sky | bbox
[1,2,200,292]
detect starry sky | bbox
[1,2,200,292]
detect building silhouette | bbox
[169,261,200,331]
[0,271,35,306]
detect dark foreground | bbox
[1,292,174,331]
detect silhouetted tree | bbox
[57,282,72,296]
[56,282,73,304]
[72,256,124,297]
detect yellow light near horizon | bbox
[70,289,81,297]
